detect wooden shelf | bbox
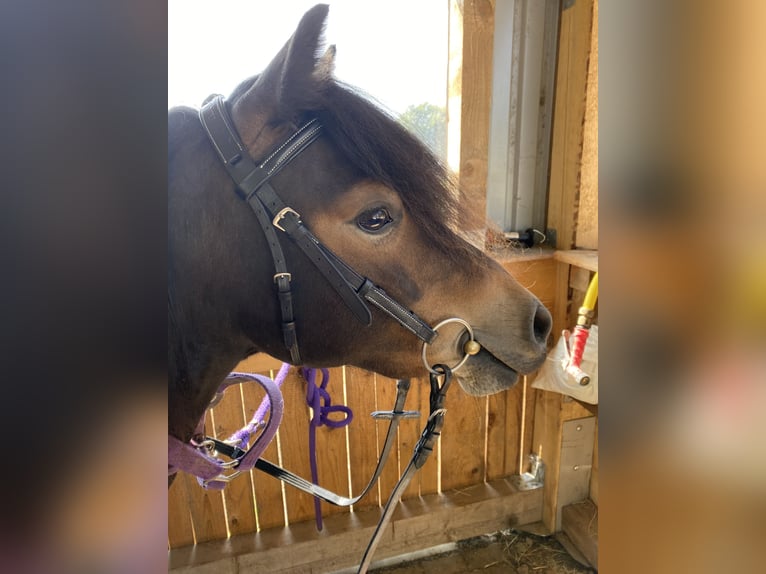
[554,249,598,272]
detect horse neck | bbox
[167,300,249,441]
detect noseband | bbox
[199,96,437,363]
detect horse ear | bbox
[233,4,331,128]
[314,44,336,82]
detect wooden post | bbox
[534,0,597,534]
[448,0,495,234]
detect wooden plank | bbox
[448,0,495,232]
[276,367,316,526]
[546,0,595,250]
[485,376,535,481]
[531,390,595,535]
[552,261,571,345]
[344,366,384,510]
[312,366,352,522]
[415,375,440,496]
[575,0,598,250]
[569,265,592,292]
[485,388,510,480]
[182,410,229,544]
[243,369,285,532]
[531,389,564,533]
[557,417,596,523]
[210,385,257,538]
[561,499,598,567]
[523,386,538,474]
[439,391,487,491]
[446,0,464,173]
[561,396,594,421]
[168,469,196,548]
[590,416,598,505]
[169,478,543,573]
[399,376,424,500]
[235,353,283,374]
[375,373,404,501]
[554,249,598,272]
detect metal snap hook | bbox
[421,317,480,375]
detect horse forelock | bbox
[312,82,486,266]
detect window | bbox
[486,0,560,234]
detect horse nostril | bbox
[533,303,552,345]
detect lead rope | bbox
[227,363,290,451]
[302,367,353,530]
[356,364,453,573]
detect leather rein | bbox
[198,95,437,364]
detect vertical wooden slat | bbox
[400,377,424,500]
[183,411,228,544]
[277,367,315,525]
[531,390,564,532]
[485,389,510,481]
[576,0,598,250]
[375,374,403,501]
[416,375,440,496]
[210,386,257,537]
[168,470,195,548]
[546,0,595,250]
[523,387,538,472]
[313,366,352,521]
[344,366,383,510]
[485,377,544,481]
[440,391,487,492]
[448,0,496,229]
[243,369,285,531]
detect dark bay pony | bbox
[168,5,551,470]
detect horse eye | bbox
[357,207,393,233]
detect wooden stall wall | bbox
[167,254,556,549]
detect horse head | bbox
[168,4,551,441]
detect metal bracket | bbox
[371,410,420,420]
[511,452,546,491]
[563,0,576,10]
[545,228,558,248]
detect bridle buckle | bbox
[272,207,300,232]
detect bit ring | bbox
[421,317,478,375]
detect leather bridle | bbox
[189,96,486,573]
[199,96,437,364]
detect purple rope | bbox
[227,363,290,450]
[169,366,288,489]
[302,367,353,531]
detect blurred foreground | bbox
[600,1,766,571]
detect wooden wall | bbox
[168,255,557,551]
